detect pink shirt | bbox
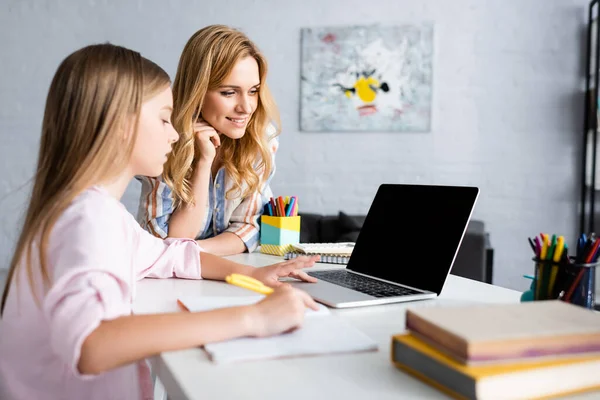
[0,186,202,400]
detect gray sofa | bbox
[298,212,494,284]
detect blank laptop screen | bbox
[347,184,479,295]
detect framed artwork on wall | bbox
[300,23,433,132]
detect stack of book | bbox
[391,300,600,399]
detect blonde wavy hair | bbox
[164,24,281,207]
[1,44,170,315]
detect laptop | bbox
[290,183,479,308]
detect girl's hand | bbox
[249,256,320,287]
[249,285,319,337]
[193,119,221,164]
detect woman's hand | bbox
[249,285,319,337]
[249,256,320,287]
[193,119,221,164]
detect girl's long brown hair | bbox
[163,24,281,207]
[1,43,170,315]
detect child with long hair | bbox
[0,43,318,400]
[137,25,282,256]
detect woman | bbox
[137,24,280,256]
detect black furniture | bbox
[581,0,600,234]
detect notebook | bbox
[405,300,600,364]
[284,242,354,264]
[291,242,355,255]
[391,333,600,400]
[178,295,378,364]
[284,252,350,264]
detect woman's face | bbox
[201,56,260,140]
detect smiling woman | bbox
[136,25,281,257]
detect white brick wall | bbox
[0,0,591,292]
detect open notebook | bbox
[178,295,378,364]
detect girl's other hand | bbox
[250,256,320,288]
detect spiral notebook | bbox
[283,242,354,265]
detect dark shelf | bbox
[580,1,600,234]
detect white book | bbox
[178,295,378,364]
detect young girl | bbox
[137,25,281,256]
[0,43,318,400]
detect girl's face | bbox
[201,56,260,139]
[130,86,179,177]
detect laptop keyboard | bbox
[307,270,421,298]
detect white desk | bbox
[133,253,595,400]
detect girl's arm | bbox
[134,228,318,283]
[47,249,318,377]
[79,306,254,374]
[134,225,253,280]
[79,285,317,375]
[45,191,318,377]
[199,250,253,280]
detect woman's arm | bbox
[196,188,263,256]
[168,120,221,239]
[196,232,246,256]
[167,160,211,239]
[205,134,279,255]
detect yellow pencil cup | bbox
[260,215,301,256]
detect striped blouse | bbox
[136,133,278,253]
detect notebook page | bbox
[179,295,330,317]
[178,295,378,364]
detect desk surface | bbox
[133,253,596,400]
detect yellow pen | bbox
[540,233,549,260]
[225,273,274,295]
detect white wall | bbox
[0,0,588,290]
